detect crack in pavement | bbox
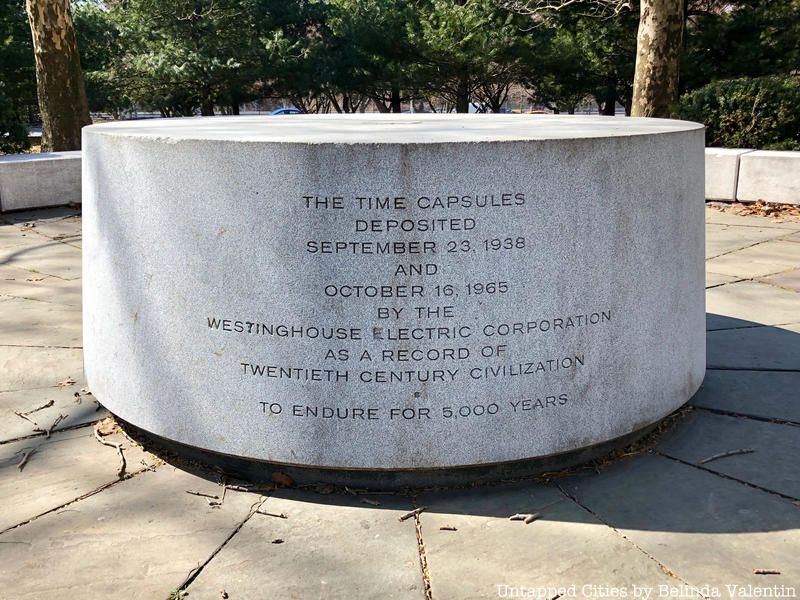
[177,495,268,598]
[0,463,160,536]
[705,278,747,290]
[410,494,433,600]
[706,320,800,332]
[705,229,800,261]
[655,451,800,504]
[0,343,83,349]
[704,217,800,232]
[707,366,800,373]
[552,482,705,598]
[691,405,800,428]
[706,366,800,373]
[704,274,800,295]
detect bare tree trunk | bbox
[631,0,683,117]
[455,76,470,113]
[230,89,240,115]
[600,80,617,115]
[200,98,215,116]
[390,86,401,113]
[26,0,90,152]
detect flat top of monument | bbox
[86,114,702,144]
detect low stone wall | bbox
[736,150,800,204]
[0,151,81,212]
[1,146,798,212]
[705,147,800,204]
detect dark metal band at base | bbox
[119,418,659,490]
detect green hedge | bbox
[676,75,800,150]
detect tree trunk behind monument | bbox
[631,0,683,118]
[26,0,91,152]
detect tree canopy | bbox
[1,0,798,152]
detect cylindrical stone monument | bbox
[83,114,705,486]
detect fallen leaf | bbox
[56,376,76,387]
[271,471,293,487]
[95,417,117,436]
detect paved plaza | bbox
[1,206,798,599]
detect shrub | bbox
[676,75,800,150]
[0,82,30,154]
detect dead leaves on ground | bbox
[708,200,800,221]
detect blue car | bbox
[271,107,302,115]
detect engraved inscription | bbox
[204,191,613,425]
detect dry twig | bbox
[524,513,542,524]
[13,411,38,427]
[256,510,288,519]
[699,448,754,464]
[186,490,220,500]
[94,427,126,479]
[22,399,54,416]
[399,507,426,522]
[16,448,35,471]
[35,413,66,438]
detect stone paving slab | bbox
[705,239,800,278]
[705,223,789,259]
[0,385,107,443]
[0,264,82,307]
[0,297,82,347]
[417,483,678,600]
[0,426,156,532]
[706,280,800,329]
[0,466,260,600]
[691,370,800,423]
[0,346,84,392]
[0,227,43,251]
[18,215,81,242]
[560,454,800,588]
[707,323,800,370]
[0,219,80,250]
[0,230,81,280]
[186,490,424,599]
[761,268,800,292]
[658,410,800,498]
[705,207,800,230]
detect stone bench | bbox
[737,150,800,205]
[0,151,81,212]
[704,148,753,202]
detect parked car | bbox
[271,107,302,115]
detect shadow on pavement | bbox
[116,315,800,534]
